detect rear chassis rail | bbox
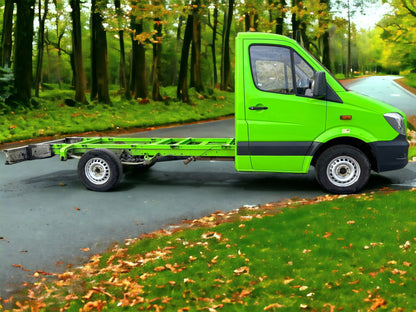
[4,137,236,165]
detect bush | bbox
[0,66,14,112]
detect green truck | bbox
[4,32,409,194]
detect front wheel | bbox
[78,149,123,192]
[315,145,370,194]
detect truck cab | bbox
[235,32,409,193]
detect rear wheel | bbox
[315,145,370,194]
[78,149,123,192]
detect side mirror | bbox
[312,71,327,99]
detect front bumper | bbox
[369,134,409,172]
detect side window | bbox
[293,52,315,97]
[249,45,294,94]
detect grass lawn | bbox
[5,189,416,311]
[0,86,234,145]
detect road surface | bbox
[1,76,416,299]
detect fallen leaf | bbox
[80,248,90,252]
[323,303,336,312]
[75,207,80,211]
[370,297,386,311]
[234,266,249,275]
[154,266,166,272]
[184,278,195,283]
[403,261,412,267]
[12,264,30,272]
[348,279,360,285]
[347,220,355,224]
[65,294,79,301]
[201,232,222,240]
[81,300,106,312]
[283,277,294,285]
[391,268,407,275]
[323,232,332,238]
[238,289,252,298]
[264,303,285,310]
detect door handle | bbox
[249,106,268,111]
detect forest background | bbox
[0,0,416,142]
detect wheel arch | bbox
[311,137,377,171]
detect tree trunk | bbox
[70,0,87,103]
[152,18,162,101]
[177,14,193,102]
[90,0,111,104]
[14,0,35,104]
[130,19,147,99]
[245,11,258,32]
[319,0,331,70]
[347,1,352,78]
[114,0,128,98]
[210,3,218,87]
[191,0,203,92]
[291,0,301,41]
[1,0,14,68]
[220,0,234,91]
[35,0,48,97]
[276,0,286,35]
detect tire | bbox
[78,149,123,192]
[315,145,370,194]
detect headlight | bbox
[384,113,406,135]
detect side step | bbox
[4,137,83,165]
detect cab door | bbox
[244,42,327,172]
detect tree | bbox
[190,0,204,92]
[1,0,14,68]
[114,0,129,98]
[402,0,416,17]
[91,0,111,103]
[377,0,416,73]
[334,0,374,77]
[70,0,87,103]
[268,0,287,35]
[129,12,147,100]
[14,0,35,103]
[208,0,219,86]
[220,0,234,91]
[177,13,193,102]
[150,0,168,101]
[34,0,49,97]
[319,0,331,69]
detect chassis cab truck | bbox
[4,32,409,194]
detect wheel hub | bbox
[327,156,361,187]
[85,158,110,185]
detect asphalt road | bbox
[1,76,416,299]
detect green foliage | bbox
[0,66,14,105]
